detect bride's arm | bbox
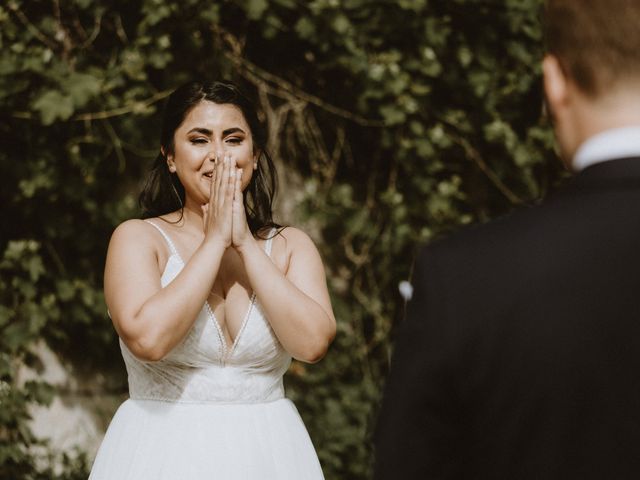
[236,227,336,363]
[104,221,226,362]
[105,158,234,361]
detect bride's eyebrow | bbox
[186,127,213,136]
[222,127,246,136]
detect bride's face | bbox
[166,100,258,205]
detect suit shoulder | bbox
[423,203,542,257]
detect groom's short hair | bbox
[545,0,640,96]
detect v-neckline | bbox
[145,220,275,363]
[168,252,256,362]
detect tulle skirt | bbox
[89,398,324,479]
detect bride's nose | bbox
[209,148,226,163]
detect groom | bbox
[374,1,640,478]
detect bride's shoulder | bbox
[276,226,313,243]
[273,226,322,259]
[108,218,164,254]
[112,218,154,238]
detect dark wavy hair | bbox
[139,80,280,238]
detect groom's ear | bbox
[543,55,569,121]
[543,54,584,169]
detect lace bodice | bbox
[120,222,290,404]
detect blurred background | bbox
[0,0,565,478]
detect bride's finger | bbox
[234,168,242,203]
[213,154,224,209]
[224,155,235,203]
[208,161,216,205]
[217,155,230,212]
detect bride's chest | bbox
[178,298,284,367]
[161,255,285,367]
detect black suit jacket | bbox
[374,157,640,479]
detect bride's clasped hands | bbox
[200,153,252,252]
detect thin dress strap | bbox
[264,228,277,258]
[144,220,180,258]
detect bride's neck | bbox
[170,199,204,233]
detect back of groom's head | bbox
[545,0,640,97]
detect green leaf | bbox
[295,17,316,39]
[3,321,31,352]
[332,14,351,34]
[27,256,44,282]
[247,0,268,20]
[379,104,406,125]
[31,90,74,124]
[199,4,220,22]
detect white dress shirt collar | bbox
[572,126,640,171]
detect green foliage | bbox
[0,0,563,478]
[0,240,90,478]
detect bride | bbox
[89,80,336,479]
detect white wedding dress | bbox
[89,221,324,479]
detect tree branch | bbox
[213,26,385,128]
[445,127,524,205]
[8,4,58,50]
[73,89,173,121]
[12,89,174,122]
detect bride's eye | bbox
[226,137,242,145]
[190,138,208,145]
